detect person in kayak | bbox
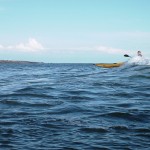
[137,51,142,57]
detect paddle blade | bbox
[124,54,130,57]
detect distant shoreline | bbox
[0,60,43,64]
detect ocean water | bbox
[0,60,150,149]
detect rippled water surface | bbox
[0,63,150,150]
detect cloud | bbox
[0,45,4,49]
[0,38,131,55]
[0,38,44,52]
[56,46,130,55]
[16,38,44,51]
[95,46,130,54]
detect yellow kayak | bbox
[95,62,124,68]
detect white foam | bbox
[127,56,150,65]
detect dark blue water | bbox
[0,63,150,150]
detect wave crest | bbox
[126,56,150,65]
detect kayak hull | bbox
[95,62,124,68]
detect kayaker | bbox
[137,51,142,57]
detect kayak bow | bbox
[95,62,124,68]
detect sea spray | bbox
[127,56,150,65]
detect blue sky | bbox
[0,0,150,63]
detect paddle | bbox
[124,54,132,58]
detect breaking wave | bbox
[126,56,150,65]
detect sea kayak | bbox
[95,62,124,68]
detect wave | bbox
[101,112,146,122]
[81,127,108,133]
[126,56,150,65]
[118,57,150,79]
[0,63,149,150]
